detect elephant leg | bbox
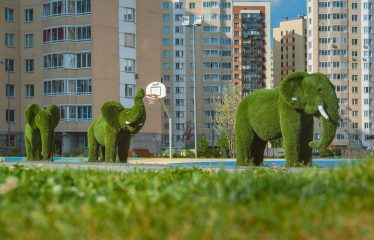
[118,131,131,163]
[25,137,32,161]
[236,122,255,166]
[105,130,118,163]
[100,146,106,162]
[33,132,42,161]
[88,126,99,162]
[299,116,314,165]
[280,102,302,167]
[252,135,267,166]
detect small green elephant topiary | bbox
[25,104,60,161]
[88,88,146,163]
[235,72,339,166]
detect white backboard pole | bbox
[145,82,172,159]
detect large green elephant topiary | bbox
[88,88,146,163]
[235,72,339,166]
[25,104,60,161]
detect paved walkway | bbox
[0,158,318,173]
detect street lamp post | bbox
[0,60,11,148]
[183,15,201,158]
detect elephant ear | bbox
[101,101,124,131]
[280,72,308,109]
[25,104,41,128]
[46,105,60,129]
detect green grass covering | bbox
[0,162,373,239]
[88,89,146,163]
[236,72,339,166]
[24,104,60,161]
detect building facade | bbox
[273,16,307,87]
[0,0,162,155]
[160,0,270,149]
[160,0,234,148]
[233,0,271,95]
[308,0,374,149]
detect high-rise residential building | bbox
[233,0,271,95]
[308,0,374,149]
[273,16,307,86]
[160,0,270,149]
[0,0,162,155]
[161,0,234,148]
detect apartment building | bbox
[0,0,162,155]
[273,16,307,86]
[233,0,271,95]
[161,0,233,148]
[308,0,374,149]
[160,0,270,148]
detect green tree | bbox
[198,135,211,157]
[216,130,229,158]
[213,84,242,158]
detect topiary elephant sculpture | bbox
[88,88,146,163]
[25,104,60,161]
[235,72,339,166]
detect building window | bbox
[24,34,34,48]
[43,52,91,69]
[43,78,91,96]
[59,105,92,122]
[25,59,34,73]
[5,33,15,47]
[25,84,34,98]
[125,84,135,97]
[124,33,136,47]
[189,3,196,9]
[163,27,170,34]
[43,25,91,44]
[6,109,15,122]
[163,2,170,9]
[124,59,135,72]
[352,3,358,9]
[123,8,135,22]
[352,15,358,21]
[25,8,33,22]
[5,84,15,97]
[76,52,91,68]
[42,0,91,17]
[163,14,170,21]
[5,8,14,22]
[4,59,15,72]
[43,53,64,69]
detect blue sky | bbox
[270,0,306,35]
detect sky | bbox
[270,0,306,40]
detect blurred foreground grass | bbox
[0,162,374,239]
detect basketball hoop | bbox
[146,94,159,104]
[145,82,166,105]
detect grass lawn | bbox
[0,162,373,239]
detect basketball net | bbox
[145,94,159,104]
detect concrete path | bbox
[0,159,321,173]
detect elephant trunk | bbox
[310,96,339,151]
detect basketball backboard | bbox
[145,82,166,99]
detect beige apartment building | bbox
[308,0,374,149]
[0,0,162,155]
[273,16,307,86]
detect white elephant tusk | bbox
[318,105,329,120]
[125,121,130,124]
